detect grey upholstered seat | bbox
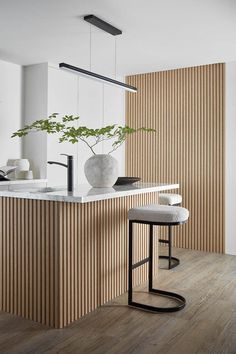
[159,193,182,206]
[128,204,189,223]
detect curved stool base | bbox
[129,288,186,313]
[159,255,180,269]
[128,221,187,314]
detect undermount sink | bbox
[30,186,65,193]
[33,187,63,193]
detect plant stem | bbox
[108,141,124,154]
[78,137,96,155]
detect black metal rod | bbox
[149,224,153,292]
[59,63,137,93]
[132,257,150,270]
[159,255,180,269]
[128,221,133,304]
[168,226,172,270]
[129,286,186,313]
[158,239,169,244]
[67,155,73,192]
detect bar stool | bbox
[158,193,182,269]
[128,204,189,312]
[159,193,182,206]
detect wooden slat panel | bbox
[0,192,158,328]
[126,64,225,254]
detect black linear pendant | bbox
[59,15,137,93]
[59,63,137,93]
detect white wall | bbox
[103,84,125,174]
[225,61,236,255]
[23,62,125,186]
[23,63,48,178]
[47,65,78,186]
[0,59,22,166]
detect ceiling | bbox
[0,0,236,76]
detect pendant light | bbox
[59,15,137,93]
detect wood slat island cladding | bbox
[126,64,225,253]
[0,193,158,328]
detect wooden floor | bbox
[0,247,236,354]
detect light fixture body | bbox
[59,15,137,93]
[84,15,122,36]
[59,63,137,93]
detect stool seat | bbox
[128,204,189,224]
[159,193,182,206]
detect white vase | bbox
[7,158,30,179]
[84,154,118,188]
[13,159,30,179]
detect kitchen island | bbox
[0,182,178,328]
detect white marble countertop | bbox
[0,182,179,203]
[0,179,47,186]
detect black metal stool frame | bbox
[128,219,186,313]
[159,202,181,269]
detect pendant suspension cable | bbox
[102,83,105,126]
[114,37,117,79]
[89,24,92,71]
[102,83,105,153]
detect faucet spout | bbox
[47,161,67,168]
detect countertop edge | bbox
[80,184,179,203]
[0,183,179,203]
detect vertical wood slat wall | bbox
[126,64,225,253]
[0,193,158,328]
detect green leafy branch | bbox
[12,113,156,155]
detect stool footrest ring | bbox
[159,239,169,244]
[159,255,180,269]
[132,257,150,270]
[128,288,186,313]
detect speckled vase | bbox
[84,154,118,188]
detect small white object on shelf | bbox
[7,159,31,179]
[13,159,30,179]
[17,170,33,180]
[0,165,17,177]
[6,159,18,178]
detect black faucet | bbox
[47,154,74,192]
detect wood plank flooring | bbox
[0,247,236,354]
